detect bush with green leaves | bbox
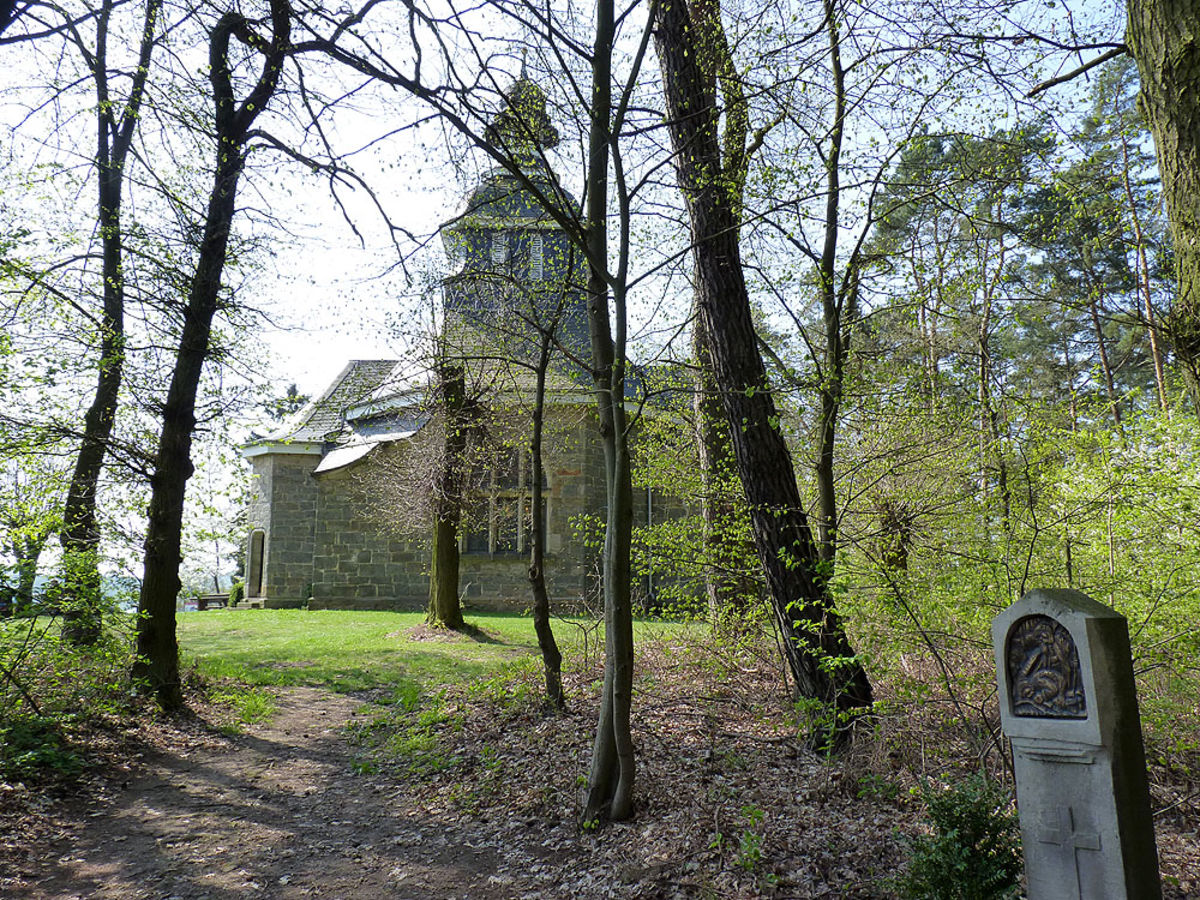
[0,716,85,780]
[894,775,1022,900]
[0,614,136,781]
[837,405,1199,769]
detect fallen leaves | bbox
[1,627,1197,898]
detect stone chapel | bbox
[238,74,667,612]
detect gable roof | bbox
[262,360,402,443]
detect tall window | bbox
[490,232,509,267]
[529,232,544,280]
[463,449,548,556]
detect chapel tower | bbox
[440,70,588,361]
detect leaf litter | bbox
[1,626,1196,898]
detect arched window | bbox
[246,529,265,597]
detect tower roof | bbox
[445,69,578,232]
[485,66,559,159]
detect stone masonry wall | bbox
[305,406,607,612]
[246,405,692,613]
[309,461,428,610]
[247,451,320,607]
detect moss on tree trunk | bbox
[426,364,467,630]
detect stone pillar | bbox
[992,588,1160,900]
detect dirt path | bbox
[16,688,540,900]
[9,655,1195,899]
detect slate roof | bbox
[267,360,402,443]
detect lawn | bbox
[177,608,688,694]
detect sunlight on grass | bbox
[178,609,692,694]
[208,684,277,733]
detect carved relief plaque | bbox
[1007,614,1086,718]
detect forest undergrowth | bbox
[1,611,1197,897]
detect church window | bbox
[494,496,521,554]
[464,524,490,554]
[490,232,509,267]
[462,448,548,556]
[529,233,544,280]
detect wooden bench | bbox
[197,594,228,611]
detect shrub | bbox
[894,775,1022,900]
[0,615,136,781]
[0,716,85,780]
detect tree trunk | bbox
[1127,0,1200,413]
[814,1,851,568]
[427,363,466,630]
[685,0,758,620]
[60,0,162,645]
[13,535,44,614]
[1087,285,1122,428]
[1120,136,1170,413]
[134,1,289,711]
[655,0,872,750]
[581,0,636,823]
[134,150,242,709]
[692,310,742,620]
[0,0,20,35]
[978,291,1011,523]
[528,331,564,710]
[426,514,463,629]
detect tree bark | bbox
[134,0,290,711]
[1086,285,1122,428]
[1127,0,1200,413]
[655,0,872,749]
[60,0,161,645]
[685,0,755,619]
[814,0,851,567]
[581,0,636,822]
[977,269,1011,523]
[528,330,564,710]
[13,534,45,614]
[691,310,742,620]
[0,1,20,36]
[1119,136,1171,413]
[427,363,466,630]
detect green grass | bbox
[179,609,531,693]
[177,608,690,694]
[208,684,277,732]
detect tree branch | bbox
[1027,44,1128,97]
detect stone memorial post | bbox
[992,588,1160,900]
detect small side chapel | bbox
[239,74,655,612]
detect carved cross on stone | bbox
[1038,806,1102,899]
[994,590,1161,899]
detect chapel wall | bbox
[309,461,428,610]
[300,407,609,612]
[247,451,319,607]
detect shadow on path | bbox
[25,688,510,900]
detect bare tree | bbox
[134,0,291,708]
[291,0,654,821]
[31,0,163,645]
